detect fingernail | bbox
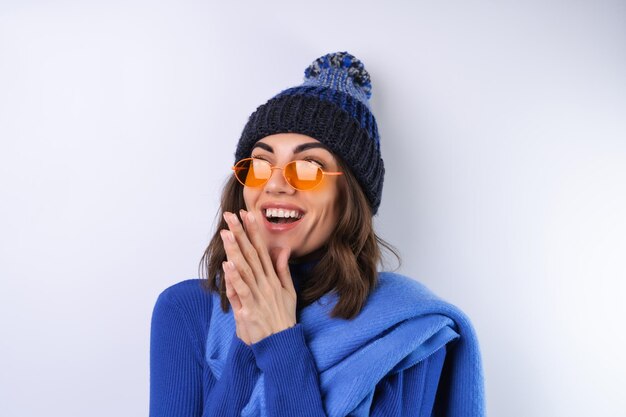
[247,212,255,223]
[220,229,234,242]
[228,261,235,269]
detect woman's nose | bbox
[264,167,296,195]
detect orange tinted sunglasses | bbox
[232,158,343,191]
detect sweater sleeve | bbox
[150,282,209,417]
[250,324,449,417]
[149,280,259,417]
[250,324,327,417]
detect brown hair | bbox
[198,157,400,320]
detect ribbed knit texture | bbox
[150,267,485,416]
[203,271,484,417]
[149,278,448,417]
[250,325,326,415]
[150,279,210,416]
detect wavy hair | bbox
[198,157,400,320]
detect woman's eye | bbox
[304,157,324,168]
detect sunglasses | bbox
[232,158,343,191]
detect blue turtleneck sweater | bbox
[150,263,451,416]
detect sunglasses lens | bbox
[234,159,271,187]
[285,160,323,190]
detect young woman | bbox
[150,52,485,417]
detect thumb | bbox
[270,247,294,291]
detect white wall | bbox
[1,1,624,416]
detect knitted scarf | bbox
[205,271,485,417]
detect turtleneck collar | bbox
[288,257,320,295]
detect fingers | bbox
[222,260,251,306]
[239,209,275,277]
[270,246,295,292]
[223,261,253,345]
[222,212,266,280]
[220,229,262,301]
[222,261,241,311]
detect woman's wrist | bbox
[250,324,310,372]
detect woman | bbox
[150,52,485,417]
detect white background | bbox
[1,1,625,416]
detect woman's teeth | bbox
[265,208,303,223]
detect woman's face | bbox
[242,133,341,259]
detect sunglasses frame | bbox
[232,157,343,191]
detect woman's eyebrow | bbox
[252,142,273,152]
[293,142,329,154]
[252,142,330,154]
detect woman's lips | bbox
[262,215,304,233]
[260,201,306,233]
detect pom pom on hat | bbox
[304,51,372,100]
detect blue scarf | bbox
[205,267,485,417]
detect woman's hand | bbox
[220,209,297,345]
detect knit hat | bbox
[234,51,384,214]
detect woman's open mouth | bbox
[265,208,302,222]
[262,208,304,232]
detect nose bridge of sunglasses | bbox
[266,165,291,186]
[250,159,291,187]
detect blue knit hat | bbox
[234,51,384,214]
